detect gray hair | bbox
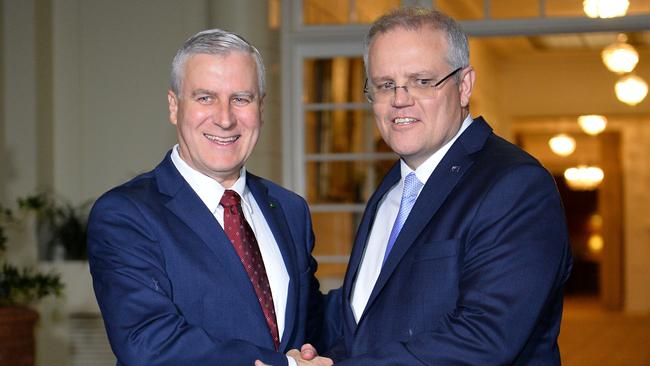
[171,28,266,97]
[363,7,469,82]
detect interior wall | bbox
[0,0,4,202]
[619,117,650,312]
[52,0,208,205]
[1,0,39,207]
[469,38,509,138]
[499,48,650,116]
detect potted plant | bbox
[0,197,64,366]
[19,193,89,261]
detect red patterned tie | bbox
[220,190,280,350]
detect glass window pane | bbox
[545,0,650,17]
[303,0,400,25]
[545,0,585,17]
[303,0,349,25]
[306,160,396,204]
[312,211,363,280]
[306,109,384,154]
[312,211,360,255]
[435,0,484,20]
[355,0,401,23]
[304,57,365,104]
[491,0,539,18]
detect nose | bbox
[391,85,414,107]
[212,101,235,129]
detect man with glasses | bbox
[292,6,572,366]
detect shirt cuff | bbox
[287,355,297,366]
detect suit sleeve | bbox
[87,192,288,366]
[335,164,572,365]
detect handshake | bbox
[255,344,333,366]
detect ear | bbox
[167,90,179,125]
[458,66,476,108]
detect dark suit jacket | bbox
[330,117,572,365]
[88,151,325,366]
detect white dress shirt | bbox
[350,115,474,322]
[171,146,291,342]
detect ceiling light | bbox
[564,165,605,190]
[615,74,648,106]
[601,34,639,74]
[583,0,629,18]
[577,115,608,135]
[548,134,576,156]
[588,234,604,253]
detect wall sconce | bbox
[549,134,576,156]
[615,74,649,106]
[564,165,605,190]
[577,115,608,135]
[601,34,639,74]
[583,0,629,18]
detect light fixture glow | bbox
[615,74,648,106]
[564,165,605,190]
[577,115,608,135]
[583,0,629,18]
[601,34,639,74]
[548,134,576,157]
[588,234,604,253]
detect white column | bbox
[209,0,282,183]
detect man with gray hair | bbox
[294,6,572,365]
[88,28,331,366]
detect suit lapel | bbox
[360,117,493,321]
[154,155,269,330]
[246,174,299,350]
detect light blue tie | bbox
[383,172,423,264]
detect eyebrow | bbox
[371,71,435,82]
[190,89,216,98]
[232,91,256,99]
[189,89,257,100]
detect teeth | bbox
[205,133,238,144]
[393,117,416,124]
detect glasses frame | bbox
[364,67,463,103]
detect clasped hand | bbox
[255,344,332,366]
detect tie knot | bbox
[403,172,422,198]
[220,189,242,208]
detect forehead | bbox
[182,52,258,89]
[368,27,449,77]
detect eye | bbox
[196,95,213,104]
[413,78,433,87]
[231,96,252,106]
[376,81,395,91]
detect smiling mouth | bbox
[392,117,417,125]
[204,133,239,144]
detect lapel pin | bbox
[269,202,276,208]
[451,165,461,173]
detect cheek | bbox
[238,109,262,131]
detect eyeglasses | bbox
[364,67,463,103]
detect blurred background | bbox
[1,0,649,365]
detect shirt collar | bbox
[170,144,249,214]
[400,114,473,185]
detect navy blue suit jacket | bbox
[331,117,572,365]
[88,152,325,365]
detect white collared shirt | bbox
[171,146,290,339]
[350,115,473,322]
